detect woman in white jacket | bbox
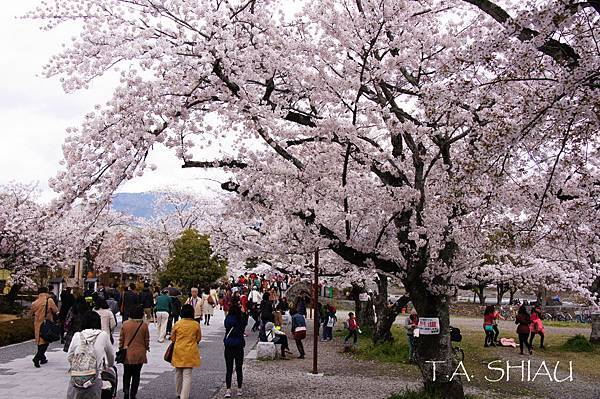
[67,311,115,399]
[201,288,215,325]
[93,298,117,344]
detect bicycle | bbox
[450,326,465,363]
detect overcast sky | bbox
[0,1,225,202]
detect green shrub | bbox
[561,334,594,352]
[0,318,35,347]
[355,334,410,364]
[0,300,24,315]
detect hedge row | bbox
[0,318,35,347]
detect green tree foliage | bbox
[158,229,226,291]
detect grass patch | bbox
[560,334,594,352]
[356,336,410,364]
[543,320,590,328]
[0,318,34,347]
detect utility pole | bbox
[312,249,319,374]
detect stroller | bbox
[101,365,118,399]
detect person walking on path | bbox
[93,297,117,344]
[63,297,91,352]
[291,308,307,359]
[185,287,203,323]
[29,286,59,368]
[60,287,75,343]
[404,309,419,362]
[223,301,247,398]
[202,287,215,325]
[528,306,545,349]
[344,312,361,347]
[483,305,496,347]
[119,305,150,399]
[139,283,154,324]
[121,283,140,322]
[66,311,115,399]
[515,305,533,355]
[155,289,173,343]
[170,304,201,399]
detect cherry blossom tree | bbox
[30,0,600,396]
[0,183,76,300]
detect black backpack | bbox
[450,326,462,342]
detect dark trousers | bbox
[484,328,494,346]
[323,326,333,340]
[295,338,305,357]
[167,315,179,334]
[224,346,244,389]
[34,343,49,362]
[529,331,545,348]
[344,329,358,344]
[518,332,531,353]
[492,325,500,342]
[204,314,212,325]
[123,364,143,397]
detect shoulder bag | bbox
[40,298,61,343]
[116,321,143,364]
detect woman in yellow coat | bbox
[171,304,201,399]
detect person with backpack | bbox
[167,294,182,337]
[344,312,361,346]
[119,305,149,399]
[66,311,115,399]
[29,286,59,368]
[223,301,247,398]
[171,304,201,399]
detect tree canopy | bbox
[159,229,227,291]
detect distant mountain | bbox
[111,192,158,219]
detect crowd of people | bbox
[28,272,344,399]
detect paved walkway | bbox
[0,311,258,399]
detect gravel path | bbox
[212,320,502,399]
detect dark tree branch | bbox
[461,0,580,67]
[182,160,248,169]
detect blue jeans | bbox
[323,326,333,340]
[407,335,415,361]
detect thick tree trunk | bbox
[509,287,518,305]
[590,312,600,344]
[351,283,375,330]
[474,284,486,304]
[408,283,465,399]
[372,273,409,343]
[496,284,508,305]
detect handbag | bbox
[116,321,143,364]
[164,342,174,363]
[39,299,61,343]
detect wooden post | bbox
[312,249,319,374]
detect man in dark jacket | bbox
[59,287,75,343]
[139,283,154,323]
[121,283,139,322]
